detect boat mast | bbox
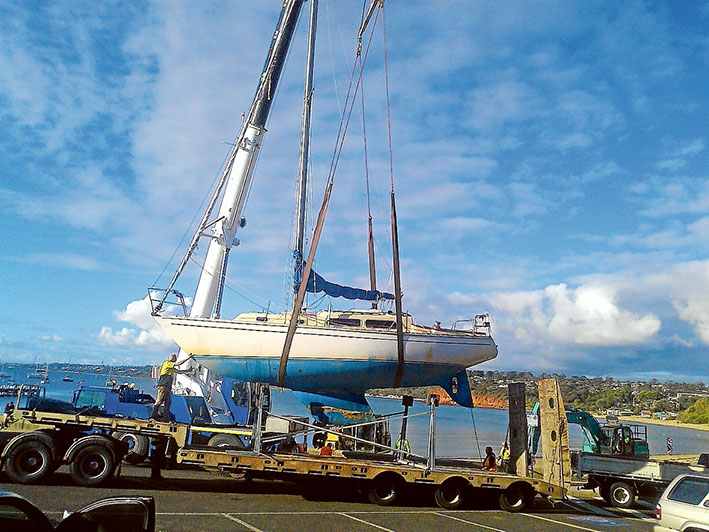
[278,0,384,387]
[186,0,305,320]
[293,0,318,292]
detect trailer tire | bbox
[498,483,535,513]
[208,434,245,449]
[367,473,403,506]
[4,440,53,484]
[112,432,149,464]
[609,481,635,508]
[69,444,116,486]
[434,478,468,509]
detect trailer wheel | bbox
[208,434,245,449]
[498,483,535,513]
[367,473,403,506]
[69,444,115,486]
[609,481,635,508]
[112,432,149,464]
[4,440,53,484]
[434,478,468,509]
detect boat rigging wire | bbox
[380,3,405,388]
[187,253,275,313]
[469,404,484,465]
[151,145,233,288]
[357,23,379,310]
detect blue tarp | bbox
[293,251,394,302]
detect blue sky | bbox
[1,1,708,383]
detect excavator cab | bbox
[599,424,649,458]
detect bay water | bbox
[2,367,707,459]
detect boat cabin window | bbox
[365,320,396,330]
[327,318,361,328]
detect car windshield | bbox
[668,477,709,505]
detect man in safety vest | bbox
[150,353,194,420]
[395,433,411,459]
[499,441,511,471]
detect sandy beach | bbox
[618,414,709,432]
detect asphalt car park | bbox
[1,464,659,531]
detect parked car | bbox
[654,473,709,532]
[0,490,154,532]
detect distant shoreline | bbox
[618,414,709,432]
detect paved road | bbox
[1,464,657,531]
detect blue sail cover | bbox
[293,251,394,302]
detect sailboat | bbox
[27,362,47,380]
[151,1,497,420]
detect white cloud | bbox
[11,252,102,271]
[98,296,176,350]
[544,283,660,345]
[657,138,705,172]
[451,280,661,358]
[450,259,709,370]
[464,79,543,131]
[507,182,549,218]
[656,261,709,344]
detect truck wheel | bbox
[208,434,245,449]
[434,478,468,509]
[499,483,535,513]
[367,474,403,506]
[69,444,116,486]
[609,481,635,508]
[4,441,53,484]
[113,432,149,464]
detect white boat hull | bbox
[153,315,497,393]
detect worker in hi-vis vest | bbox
[150,353,194,420]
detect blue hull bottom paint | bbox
[199,357,476,421]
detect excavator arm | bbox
[530,404,605,454]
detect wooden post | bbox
[538,379,571,491]
[507,382,528,476]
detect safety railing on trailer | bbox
[249,385,447,473]
[147,287,188,316]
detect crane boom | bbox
[190,0,305,320]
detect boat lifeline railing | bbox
[452,312,492,336]
[147,287,188,316]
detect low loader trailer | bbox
[175,383,567,511]
[1,382,569,512]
